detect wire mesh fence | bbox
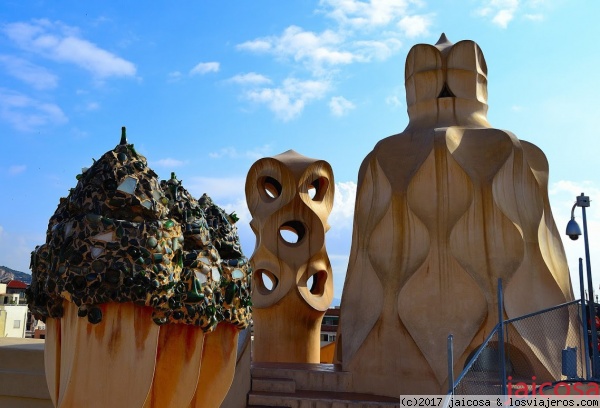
[505,301,587,388]
[453,328,502,395]
[452,300,587,395]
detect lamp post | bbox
[566,193,598,378]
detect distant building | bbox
[320,307,340,347]
[33,320,46,339]
[6,280,28,304]
[0,283,28,338]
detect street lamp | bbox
[566,193,597,378]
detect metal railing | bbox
[450,299,588,395]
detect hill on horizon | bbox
[0,265,32,284]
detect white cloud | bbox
[8,165,26,175]
[475,0,522,28]
[190,62,220,76]
[550,180,599,199]
[237,39,271,53]
[476,6,492,17]
[492,9,515,28]
[238,26,355,74]
[320,0,412,28]
[397,14,432,38]
[209,144,273,160]
[0,55,58,90]
[329,96,356,116]
[227,72,272,85]
[0,88,67,131]
[329,181,357,232]
[328,181,358,298]
[152,158,187,168]
[233,0,431,119]
[352,38,403,61]
[3,19,136,78]
[245,78,331,121]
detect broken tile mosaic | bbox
[27,127,251,332]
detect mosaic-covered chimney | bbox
[246,150,334,363]
[27,127,251,407]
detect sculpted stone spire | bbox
[336,35,574,396]
[405,34,489,128]
[246,150,334,363]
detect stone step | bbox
[247,390,400,408]
[251,363,352,393]
[0,370,51,400]
[0,338,52,406]
[0,396,53,408]
[252,377,296,393]
[0,338,46,373]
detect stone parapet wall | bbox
[0,338,52,408]
[0,336,250,408]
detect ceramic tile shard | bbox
[90,247,104,259]
[117,176,138,195]
[92,232,114,242]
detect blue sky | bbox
[1,0,599,300]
